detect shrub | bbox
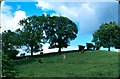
[86,43,95,50]
[78,45,85,51]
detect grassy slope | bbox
[15,50,119,77]
[0,52,1,76]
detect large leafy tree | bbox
[44,16,78,52]
[2,30,19,59]
[17,15,46,57]
[92,22,119,51]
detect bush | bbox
[86,43,95,50]
[78,45,85,51]
[3,48,19,59]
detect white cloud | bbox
[34,0,117,2]
[36,2,80,21]
[35,1,98,33]
[35,1,118,34]
[13,10,26,25]
[36,0,54,10]
[1,2,27,32]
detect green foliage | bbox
[78,45,85,50]
[92,22,119,51]
[0,52,2,76]
[17,15,46,56]
[44,16,78,52]
[2,30,19,59]
[2,14,78,58]
[2,51,18,77]
[114,26,120,49]
[86,43,95,50]
[15,50,118,77]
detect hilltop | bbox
[15,50,119,78]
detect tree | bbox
[114,26,120,49]
[44,16,78,52]
[92,22,119,51]
[2,30,19,59]
[17,15,46,57]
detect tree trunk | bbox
[58,40,62,53]
[31,46,33,57]
[108,46,110,51]
[58,46,61,53]
[58,35,62,53]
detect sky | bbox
[1,0,119,55]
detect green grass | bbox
[15,50,119,77]
[0,51,1,76]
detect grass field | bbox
[15,50,119,78]
[0,51,2,76]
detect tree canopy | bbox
[2,30,19,59]
[92,22,120,51]
[2,14,78,58]
[44,16,78,52]
[114,26,120,49]
[17,15,46,57]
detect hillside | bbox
[15,50,119,78]
[0,52,1,76]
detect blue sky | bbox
[1,0,119,55]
